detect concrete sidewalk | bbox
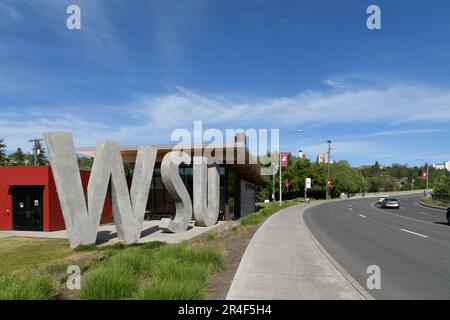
[0,220,225,245]
[227,203,370,300]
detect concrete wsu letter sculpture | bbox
[44,132,220,248]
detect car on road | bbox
[378,195,389,204]
[381,197,400,209]
[447,207,450,225]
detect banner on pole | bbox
[280,152,289,168]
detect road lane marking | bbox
[419,212,430,216]
[369,201,450,230]
[359,214,367,218]
[400,229,429,238]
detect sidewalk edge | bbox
[302,203,374,300]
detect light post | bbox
[326,139,332,200]
[277,130,305,205]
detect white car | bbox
[378,195,389,204]
[381,198,400,209]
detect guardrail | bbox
[431,193,450,204]
[340,189,433,200]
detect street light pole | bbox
[278,129,305,206]
[326,139,332,200]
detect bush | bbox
[0,274,55,300]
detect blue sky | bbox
[1,0,450,166]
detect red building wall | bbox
[0,166,113,232]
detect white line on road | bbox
[400,229,429,238]
[419,212,430,216]
[359,214,367,218]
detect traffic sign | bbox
[306,178,312,189]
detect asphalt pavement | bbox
[304,195,450,299]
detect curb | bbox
[301,201,374,300]
[418,200,447,211]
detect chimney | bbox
[235,132,247,147]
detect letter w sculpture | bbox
[44,132,156,248]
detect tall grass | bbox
[0,274,55,300]
[240,200,298,226]
[80,242,224,300]
[79,263,139,300]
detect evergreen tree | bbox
[0,139,8,166]
[9,148,27,166]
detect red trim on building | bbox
[0,166,113,232]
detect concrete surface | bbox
[45,132,159,248]
[0,220,225,245]
[304,195,450,299]
[227,203,369,300]
[159,151,193,233]
[193,156,220,227]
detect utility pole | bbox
[28,138,43,166]
[326,139,332,200]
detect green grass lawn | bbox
[0,237,225,300]
[0,238,72,274]
[0,197,296,300]
[79,242,224,300]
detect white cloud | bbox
[133,84,450,128]
[323,78,349,89]
[1,83,450,156]
[0,1,21,20]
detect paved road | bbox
[304,195,450,299]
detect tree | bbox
[77,156,94,171]
[434,176,450,196]
[0,139,8,166]
[368,161,382,177]
[9,148,27,166]
[328,161,366,197]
